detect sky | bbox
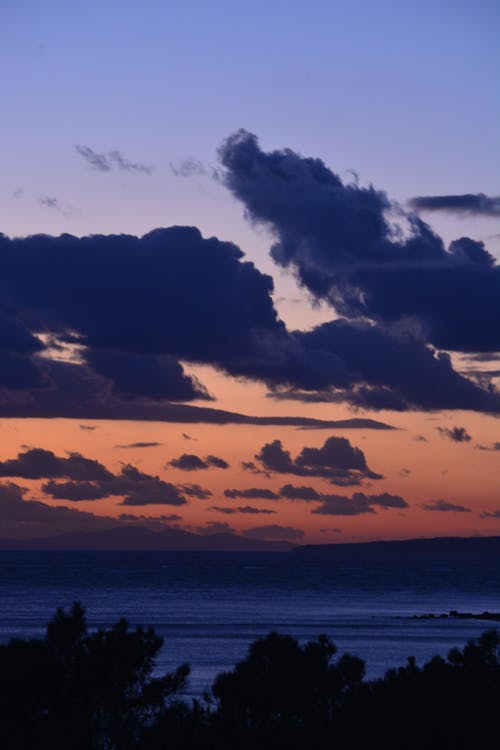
[0,0,499,546]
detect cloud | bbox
[1,220,497,416]
[421,499,472,513]
[79,424,97,431]
[210,505,276,515]
[437,426,472,443]
[41,480,108,501]
[169,159,218,179]
[115,442,163,449]
[224,487,279,500]
[75,144,152,174]
[311,491,408,516]
[219,130,500,356]
[475,442,500,451]
[255,436,381,485]
[168,453,229,471]
[242,524,304,541]
[86,350,211,402]
[280,484,320,500]
[177,483,212,499]
[409,194,500,218]
[42,463,188,506]
[0,448,112,481]
[480,509,500,519]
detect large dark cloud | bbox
[85,350,210,401]
[254,436,381,486]
[409,194,500,218]
[311,492,408,516]
[219,130,500,356]
[42,463,187,507]
[2,210,496,413]
[0,448,112,481]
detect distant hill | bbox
[0,525,293,552]
[293,536,500,560]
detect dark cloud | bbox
[79,424,97,431]
[42,463,188,506]
[0,448,112,481]
[242,524,304,541]
[75,144,152,174]
[255,436,381,485]
[311,491,408,516]
[177,483,212,499]
[280,484,320,500]
[409,194,500,218]
[206,455,230,469]
[219,130,500,357]
[224,487,279,500]
[210,505,276,515]
[421,499,472,513]
[42,480,108,501]
[169,453,229,471]
[437,426,472,443]
[115,442,163,449]
[413,435,427,442]
[85,350,210,402]
[1,218,497,416]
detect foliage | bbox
[0,603,499,749]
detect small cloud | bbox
[169,159,219,180]
[224,488,279,500]
[475,442,500,452]
[413,435,427,442]
[75,144,153,174]
[210,505,276,515]
[169,453,229,471]
[421,499,472,513]
[437,426,472,443]
[79,424,96,431]
[115,442,163,449]
[37,194,74,217]
[409,193,500,218]
[480,509,500,519]
[178,483,212,499]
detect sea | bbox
[1,550,499,698]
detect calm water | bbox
[1,551,499,697]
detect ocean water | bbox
[0,550,499,697]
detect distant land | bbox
[294,536,500,560]
[1,529,500,556]
[0,526,293,552]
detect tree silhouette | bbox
[0,602,188,749]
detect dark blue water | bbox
[1,551,499,697]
